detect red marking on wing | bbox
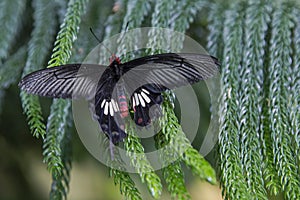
[138,118,143,124]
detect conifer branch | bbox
[155,95,191,200]
[268,2,300,199]
[261,31,282,198]
[0,46,27,113]
[170,0,207,32]
[111,169,142,200]
[151,0,176,28]
[49,106,73,200]
[162,162,191,200]
[146,0,177,52]
[116,0,150,60]
[148,0,217,198]
[239,1,270,199]
[0,46,27,89]
[168,0,207,51]
[261,11,281,193]
[70,0,111,63]
[122,0,150,29]
[20,0,58,139]
[41,0,89,199]
[0,0,26,62]
[291,6,300,180]
[108,138,143,200]
[218,2,251,199]
[47,0,88,67]
[157,95,216,183]
[8,1,300,199]
[124,124,162,199]
[207,2,226,59]
[206,2,226,182]
[43,99,71,176]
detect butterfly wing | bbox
[91,72,126,144]
[130,84,163,127]
[19,64,126,144]
[19,64,106,99]
[120,53,220,127]
[120,53,220,93]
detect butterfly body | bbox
[19,53,220,145]
[115,82,129,118]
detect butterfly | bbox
[19,53,220,145]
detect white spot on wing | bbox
[142,88,149,94]
[134,93,139,106]
[109,102,114,116]
[104,102,109,115]
[141,92,151,103]
[138,93,145,107]
[101,100,106,108]
[132,97,136,108]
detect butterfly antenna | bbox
[89,27,113,55]
[124,21,130,31]
[118,21,131,44]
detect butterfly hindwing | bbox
[92,73,126,144]
[92,96,126,144]
[130,84,163,127]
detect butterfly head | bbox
[109,54,121,64]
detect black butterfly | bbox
[19,53,220,144]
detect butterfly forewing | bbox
[119,53,219,128]
[19,64,106,99]
[120,53,220,94]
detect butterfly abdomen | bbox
[116,83,128,118]
[118,95,128,118]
